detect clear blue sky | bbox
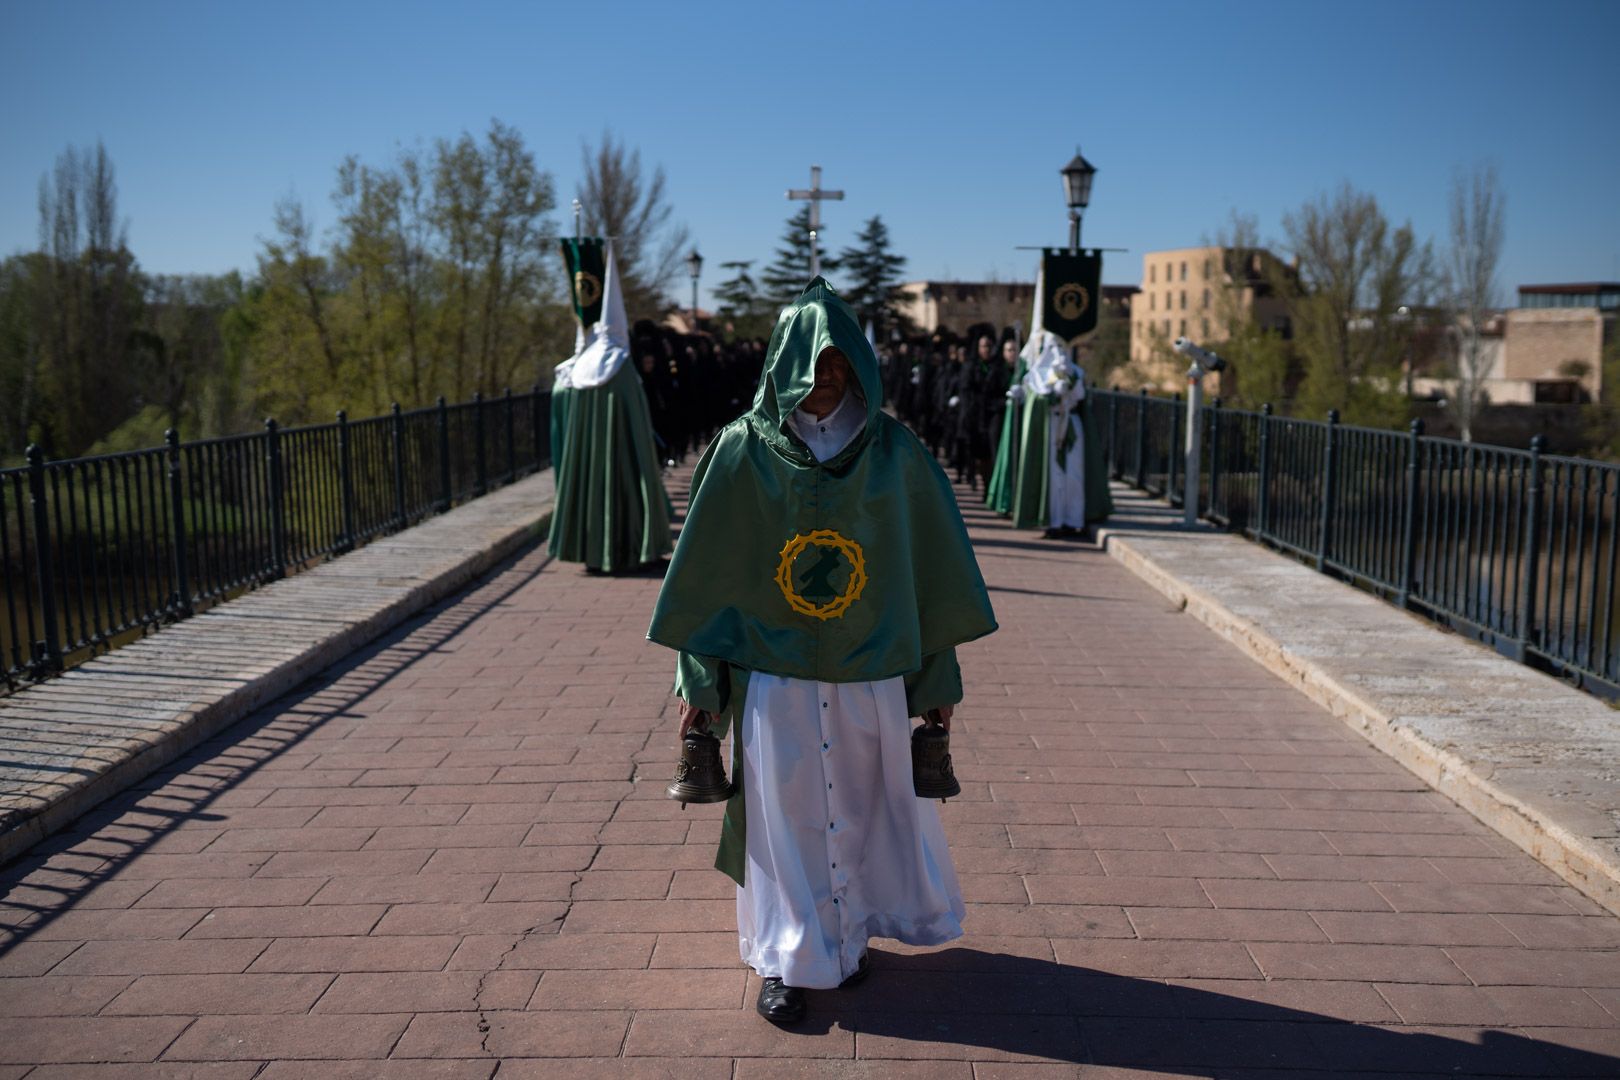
[2,0,1616,309]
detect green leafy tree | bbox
[0,253,46,458]
[247,120,568,422]
[1083,297,1132,387]
[762,205,839,308]
[836,215,909,335]
[1279,183,1435,428]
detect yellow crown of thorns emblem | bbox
[775,530,868,621]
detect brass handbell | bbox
[912,710,961,801]
[667,723,736,804]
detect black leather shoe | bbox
[756,977,806,1024]
[838,953,870,989]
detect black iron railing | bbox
[1094,388,1620,697]
[1,388,551,693]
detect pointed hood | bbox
[750,277,881,455]
[569,242,633,389]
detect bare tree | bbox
[1445,163,1505,441]
[575,132,689,321]
[30,142,145,454]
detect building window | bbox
[1201,318,1209,336]
[1163,319,1171,335]
[1150,293,1156,311]
[1180,291,1187,310]
[1149,265,1156,283]
[1180,262,1188,281]
[1204,259,1212,279]
[1180,319,1187,336]
[1202,289,1210,309]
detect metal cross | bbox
[786,165,844,279]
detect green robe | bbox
[549,382,573,473]
[1009,389,1114,530]
[984,358,1027,515]
[547,364,672,571]
[648,277,998,884]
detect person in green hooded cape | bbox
[647,278,997,1024]
[1009,329,1114,537]
[983,335,1027,516]
[547,243,672,572]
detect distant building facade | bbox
[1411,284,1618,405]
[1125,246,1294,390]
[896,279,1135,337]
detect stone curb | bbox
[0,471,555,867]
[1094,485,1620,918]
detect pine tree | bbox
[836,215,909,336]
[713,259,777,340]
[713,260,760,319]
[761,206,840,307]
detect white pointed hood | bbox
[567,242,632,389]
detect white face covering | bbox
[1021,331,1074,396]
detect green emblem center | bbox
[794,545,851,604]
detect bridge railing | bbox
[1093,388,1620,697]
[1,388,551,694]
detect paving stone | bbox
[1248,943,1470,984]
[52,938,269,976]
[0,1016,192,1064]
[247,934,457,973]
[311,969,536,1012]
[0,973,133,1015]
[393,1010,630,1058]
[163,1013,411,1060]
[102,972,334,1015]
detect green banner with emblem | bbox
[559,237,607,328]
[1041,248,1103,342]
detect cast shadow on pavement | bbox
[785,947,1619,1077]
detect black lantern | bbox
[1060,149,1097,210]
[1061,149,1097,252]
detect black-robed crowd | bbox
[632,319,1021,496]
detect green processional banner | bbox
[560,238,607,328]
[1041,248,1103,342]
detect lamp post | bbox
[686,249,703,332]
[1395,304,1414,399]
[1060,149,1097,254]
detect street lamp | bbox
[685,249,703,331]
[1060,149,1097,253]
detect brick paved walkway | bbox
[2,466,1618,1078]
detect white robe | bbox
[735,395,967,989]
[1047,372,1088,529]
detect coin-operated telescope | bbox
[1172,338,1226,529]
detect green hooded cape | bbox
[984,357,1027,515]
[546,363,672,571]
[1009,387,1115,530]
[647,277,997,884]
